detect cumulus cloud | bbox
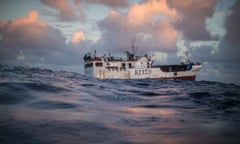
[181,0,240,84]
[96,0,179,55]
[40,0,85,21]
[0,11,89,72]
[224,0,240,44]
[76,0,129,8]
[167,0,218,41]
[0,11,66,50]
[126,0,177,27]
[195,0,240,65]
[71,31,86,44]
[213,0,240,63]
[0,11,64,64]
[41,0,129,22]
[94,0,219,57]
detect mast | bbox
[130,36,137,55]
[185,51,190,64]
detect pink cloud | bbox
[41,0,129,22]
[0,10,68,65]
[0,11,65,50]
[40,0,85,21]
[71,31,86,44]
[97,0,179,53]
[0,10,89,69]
[126,0,178,27]
[76,0,129,8]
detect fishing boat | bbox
[83,50,201,80]
[83,38,201,80]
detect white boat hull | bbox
[84,59,201,80]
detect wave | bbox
[1,65,240,144]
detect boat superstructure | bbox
[83,51,201,80]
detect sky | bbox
[0,0,239,85]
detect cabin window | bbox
[95,62,103,67]
[106,66,118,71]
[160,65,191,72]
[128,63,132,68]
[121,63,126,69]
[85,63,93,68]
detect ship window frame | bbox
[128,63,132,68]
[85,63,93,68]
[121,63,126,69]
[95,62,103,67]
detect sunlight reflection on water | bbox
[0,65,240,144]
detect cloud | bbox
[167,0,218,41]
[0,11,89,72]
[208,0,240,63]
[224,0,240,44]
[212,0,240,64]
[180,0,240,84]
[40,0,85,21]
[126,0,177,27]
[0,11,66,50]
[0,11,65,64]
[95,0,219,56]
[41,0,129,22]
[76,0,129,8]
[0,1,239,84]
[71,31,86,44]
[96,0,179,54]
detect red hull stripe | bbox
[153,76,196,81]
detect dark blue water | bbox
[0,65,240,144]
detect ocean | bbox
[0,65,240,144]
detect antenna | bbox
[185,51,190,64]
[130,36,137,55]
